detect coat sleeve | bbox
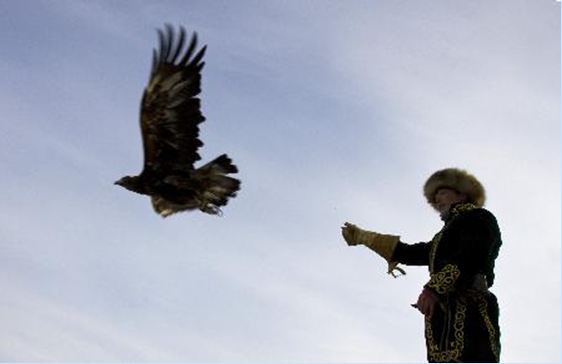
[392,241,430,266]
[424,209,500,295]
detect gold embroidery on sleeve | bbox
[427,264,461,294]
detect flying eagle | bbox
[115,25,240,217]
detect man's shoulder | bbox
[468,206,495,217]
[454,205,500,230]
[454,204,497,224]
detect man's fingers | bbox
[427,302,434,320]
[419,298,427,315]
[415,289,441,319]
[416,293,432,317]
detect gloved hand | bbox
[341,222,405,277]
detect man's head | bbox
[433,187,467,218]
[423,168,485,216]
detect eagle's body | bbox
[115,25,240,217]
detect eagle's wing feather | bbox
[140,25,206,174]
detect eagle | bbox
[115,25,240,217]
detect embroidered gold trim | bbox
[428,231,443,273]
[478,298,500,361]
[427,264,461,294]
[428,203,476,273]
[425,301,467,362]
[424,203,479,362]
[450,203,477,217]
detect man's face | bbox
[434,188,467,216]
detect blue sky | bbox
[0,0,560,361]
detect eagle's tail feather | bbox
[196,154,240,215]
[200,154,238,174]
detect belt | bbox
[458,274,489,302]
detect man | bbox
[342,168,502,362]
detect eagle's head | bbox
[114,176,145,194]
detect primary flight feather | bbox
[115,25,240,217]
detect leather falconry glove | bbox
[341,222,405,277]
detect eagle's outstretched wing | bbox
[140,25,207,174]
[115,25,240,216]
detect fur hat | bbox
[423,168,486,208]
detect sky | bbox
[0,0,560,362]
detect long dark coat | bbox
[393,203,502,362]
